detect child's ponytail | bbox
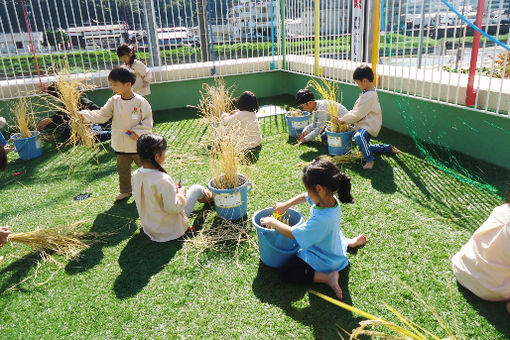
[137,133,167,174]
[302,156,354,204]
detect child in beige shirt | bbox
[132,134,213,242]
[117,44,152,97]
[80,67,153,200]
[221,91,262,150]
[339,65,400,169]
[452,184,510,314]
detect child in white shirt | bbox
[132,133,213,242]
[80,67,153,200]
[117,44,152,97]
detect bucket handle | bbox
[246,182,252,192]
[14,138,28,153]
[257,227,299,255]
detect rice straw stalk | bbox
[11,97,37,138]
[307,78,350,133]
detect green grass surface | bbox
[0,95,509,339]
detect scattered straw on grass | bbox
[11,97,36,138]
[307,78,350,133]
[8,221,105,260]
[329,149,364,165]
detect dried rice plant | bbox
[310,280,464,340]
[288,108,305,117]
[307,78,350,133]
[11,97,36,138]
[9,221,104,260]
[209,124,248,189]
[329,149,364,165]
[197,77,235,128]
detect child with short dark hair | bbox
[339,65,400,169]
[220,91,262,150]
[0,117,13,155]
[117,44,152,97]
[79,67,153,200]
[295,89,348,144]
[261,156,367,299]
[132,133,213,242]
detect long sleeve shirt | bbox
[304,100,349,142]
[132,168,188,242]
[342,90,382,137]
[80,94,153,153]
[125,60,152,97]
[221,110,262,150]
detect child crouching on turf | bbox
[132,134,213,242]
[261,156,367,299]
[295,89,348,144]
[79,67,153,200]
[220,91,262,151]
[338,65,400,169]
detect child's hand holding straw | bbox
[0,226,11,248]
[273,201,290,215]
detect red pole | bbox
[21,0,44,92]
[465,0,485,106]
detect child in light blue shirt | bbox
[261,156,367,299]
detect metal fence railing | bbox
[0,0,509,115]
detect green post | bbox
[280,0,286,70]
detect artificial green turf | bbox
[0,95,509,339]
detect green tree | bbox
[42,30,70,48]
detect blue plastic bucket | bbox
[207,174,252,220]
[252,207,303,268]
[11,131,42,160]
[325,128,354,155]
[285,111,310,137]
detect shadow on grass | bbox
[113,230,183,299]
[65,200,139,275]
[252,264,362,339]
[346,155,398,195]
[457,282,510,338]
[0,252,43,293]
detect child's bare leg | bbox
[314,271,343,300]
[347,234,368,248]
[363,160,374,169]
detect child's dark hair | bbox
[45,82,59,98]
[302,156,354,204]
[137,133,167,173]
[108,66,136,85]
[237,91,259,112]
[295,89,315,106]
[353,65,374,83]
[116,44,136,65]
[0,147,7,171]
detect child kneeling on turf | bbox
[132,133,213,242]
[261,156,367,299]
[338,65,400,169]
[79,67,153,201]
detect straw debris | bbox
[11,97,36,138]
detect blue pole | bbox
[207,0,216,75]
[270,0,275,70]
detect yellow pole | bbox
[314,0,320,75]
[371,0,381,86]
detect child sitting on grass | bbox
[338,65,400,169]
[260,156,367,299]
[452,183,510,315]
[295,89,348,144]
[132,134,213,242]
[220,91,262,151]
[0,117,13,154]
[79,67,153,201]
[117,44,152,97]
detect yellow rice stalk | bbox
[8,221,100,260]
[210,126,247,189]
[53,69,97,149]
[288,108,305,117]
[307,78,350,133]
[197,77,235,128]
[11,97,36,138]
[329,149,364,165]
[310,289,463,340]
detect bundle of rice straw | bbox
[329,149,364,165]
[307,78,351,133]
[11,97,36,138]
[288,108,305,117]
[197,77,235,128]
[8,221,100,260]
[210,125,247,189]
